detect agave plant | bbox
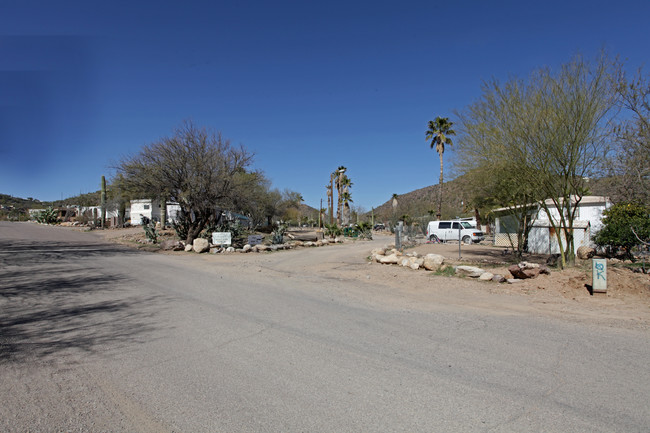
[35,207,58,225]
[355,221,373,240]
[272,223,287,244]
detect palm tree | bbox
[391,193,398,209]
[340,175,353,226]
[326,184,333,225]
[340,191,353,226]
[426,116,456,220]
[334,166,347,225]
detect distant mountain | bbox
[369,175,618,226]
[0,193,45,210]
[371,175,475,224]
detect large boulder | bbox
[422,254,445,271]
[379,254,399,264]
[161,240,184,251]
[508,262,550,279]
[192,238,210,253]
[577,246,596,260]
[478,272,494,281]
[455,266,486,278]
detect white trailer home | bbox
[129,199,181,225]
[493,196,611,254]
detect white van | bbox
[426,220,485,244]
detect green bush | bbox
[324,223,342,238]
[594,202,650,259]
[355,221,373,240]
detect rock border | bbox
[371,246,550,284]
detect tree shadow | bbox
[0,238,167,364]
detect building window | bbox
[144,205,150,210]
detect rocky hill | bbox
[370,175,617,226]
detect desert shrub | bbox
[140,216,158,243]
[594,202,650,260]
[271,224,287,244]
[355,221,373,240]
[324,223,342,238]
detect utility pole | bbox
[100,176,106,229]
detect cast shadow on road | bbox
[0,239,168,364]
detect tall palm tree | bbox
[340,175,353,226]
[340,191,353,226]
[326,184,333,225]
[334,166,347,225]
[426,116,456,220]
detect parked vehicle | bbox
[426,220,485,244]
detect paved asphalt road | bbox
[1,222,649,432]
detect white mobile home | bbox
[130,199,181,225]
[493,196,611,254]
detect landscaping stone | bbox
[192,238,209,253]
[492,274,507,283]
[507,278,524,284]
[455,265,486,278]
[577,246,596,260]
[184,244,193,252]
[379,254,399,264]
[479,272,494,281]
[422,254,445,271]
[161,240,184,251]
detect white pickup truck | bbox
[426,220,485,244]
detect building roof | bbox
[492,195,610,214]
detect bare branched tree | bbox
[115,121,254,243]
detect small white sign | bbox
[592,258,607,293]
[212,232,232,245]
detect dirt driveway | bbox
[91,227,650,329]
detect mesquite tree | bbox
[116,121,255,244]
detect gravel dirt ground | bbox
[3,222,650,432]
[96,227,650,330]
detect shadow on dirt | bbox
[0,239,166,364]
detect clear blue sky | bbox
[1,0,648,211]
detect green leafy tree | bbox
[594,202,650,259]
[456,52,619,267]
[426,116,456,220]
